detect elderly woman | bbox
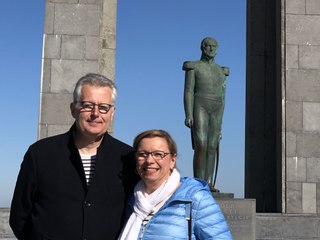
[119,129,232,240]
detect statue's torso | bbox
[193,61,226,98]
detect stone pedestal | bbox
[213,192,234,199]
[215,194,256,240]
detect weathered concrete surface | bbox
[0,209,15,240]
[39,0,117,139]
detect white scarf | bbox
[118,169,180,240]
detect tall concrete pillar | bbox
[247,0,320,232]
[284,0,320,215]
[39,0,117,139]
[245,0,282,213]
[247,1,320,238]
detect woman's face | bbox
[135,137,176,193]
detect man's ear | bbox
[110,107,115,121]
[70,102,76,118]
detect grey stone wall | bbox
[39,0,117,139]
[246,0,320,237]
[285,0,320,214]
[4,210,320,240]
[0,209,15,239]
[246,0,320,216]
[3,208,320,240]
[256,213,320,239]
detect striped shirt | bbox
[80,154,96,186]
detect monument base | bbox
[213,191,234,199]
[213,194,256,240]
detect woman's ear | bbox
[170,154,177,171]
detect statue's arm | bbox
[183,61,195,128]
[222,66,230,76]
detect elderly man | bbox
[10,73,138,239]
[183,37,229,191]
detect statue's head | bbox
[200,37,218,60]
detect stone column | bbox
[247,1,320,238]
[246,0,320,215]
[285,0,320,214]
[245,0,282,213]
[38,0,117,139]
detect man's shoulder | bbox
[31,131,69,148]
[25,132,71,158]
[102,134,133,152]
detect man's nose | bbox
[90,105,100,115]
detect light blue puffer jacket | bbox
[125,177,233,240]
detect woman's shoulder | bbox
[176,177,212,199]
[180,177,210,189]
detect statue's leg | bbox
[206,100,224,189]
[193,99,209,181]
[206,120,218,187]
[193,135,207,180]
[206,140,218,188]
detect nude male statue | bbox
[183,37,229,191]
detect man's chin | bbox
[85,129,107,137]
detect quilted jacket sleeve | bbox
[193,189,233,240]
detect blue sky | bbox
[0,0,246,207]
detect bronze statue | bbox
[183,37,229,191]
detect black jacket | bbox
[10,125,138,240]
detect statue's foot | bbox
[209,185,220,193]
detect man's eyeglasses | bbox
[76,101,114,114]
[135,151,172,161]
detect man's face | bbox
[70,85,115,138]
[202,40,217,59]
